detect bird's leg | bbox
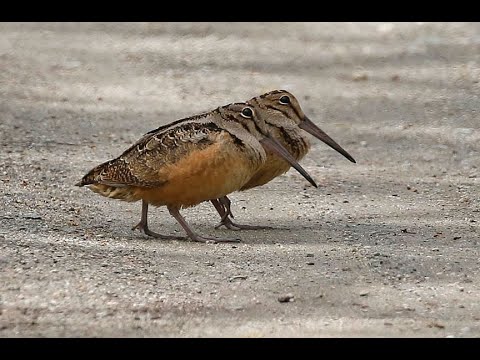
[167,205,240,243]
[213,196,273,231]
[132,200,184,240]
[210,199,231,223]
[219,196,234,219]
[211,198,241,230]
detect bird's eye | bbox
[279,95,290,105]
[241,107,253,118]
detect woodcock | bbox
[76,102,318,243]
[210,90,356,230]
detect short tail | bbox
[75,161,111,187]
[75,161,140,202]
[75,176,93,187]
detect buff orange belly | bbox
[91,142,261,208]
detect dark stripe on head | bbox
[221,113,248,132]
[257,89,284,99]
[265,104,290,118]
[222,108,265,136]
[266,101,304,122]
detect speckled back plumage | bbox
[76,103,270,207]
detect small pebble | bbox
[359,291,369,297]
[352,73,368,81]
[229,275,248,282]
[278,294,294,303]
[24,213,42,220]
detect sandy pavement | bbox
[0,22,479,337]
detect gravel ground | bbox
[0,22,479,337]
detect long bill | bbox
[299,116,356,163]
[259,135,318,188]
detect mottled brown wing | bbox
[79,122,224,188]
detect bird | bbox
[76,101,317,243]
[211,90,356,230]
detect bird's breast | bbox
[240,130,311,190]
